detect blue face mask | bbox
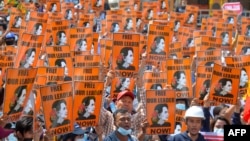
[176,103,186,110]
[117,127,132,136]
[214,128,224,134]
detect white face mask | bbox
[117,127,132,136]
[214,128,224,134]
[176,103,186,110]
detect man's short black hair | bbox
[113,108,129,122]
[15,116,33,136]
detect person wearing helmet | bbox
[169,106,206,141]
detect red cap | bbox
[117,90,134,101]
[0,126,14,138]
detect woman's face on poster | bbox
[61,61,68,75]
[127,19,133,29]
[59,32,67,45]
[222,81,232,93]
[177,73,186,87]
[57,103,68,119]
[52,4,57,12]
[223,33,229,44]
[36,25,42,35]
[188,15,194,23]
[114,24,120,32]
[157,39,165,51]
[16,17,22,27]
[79,40,87,51]
[86,99,95,114]
[67,10,73,19]
[25,11,30,21]
[174,124,181,134]
[124,50,134,65]
[148,10,153,18]
[188,39,194,47]
[122,78,130,88]
[175,22,180,31]
[134,4,138,10]
[240,70,248,84]
[17,89,26,106]
[162,1,166,9]
[158,106,169,121]
[27,51,35,66]
[156,86,162,90]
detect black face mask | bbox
[23,138,33,141]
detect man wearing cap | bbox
[169,106,206,141]
[60,123,87,141]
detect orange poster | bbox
[147,24,170,62]
[92,0,104,11]
[225,55,250,98]
[121,15,136,33]
[184,5,199,28]
[241,17,250,37]
[156,0,169,18]
[206,18,224,37]
[26,11,48,35]
[200,18,207,31]
[193,30,212,39]
[139,34,147,59]
[47,12,63,22]
[61,2,75,21]
[0,55,15,87]
[174,109,187,134]
[105,39,113,68]
[73,67,100,81]
[99,39,106,64]
[169,12,185,32]
[92,33,99,54]
[146,90,176,135]
[77,13,94,28]
[142,1,158,21]
[209,63,241,105]
[46,46,73,81]
[3,68,37,121]
[112,33,139,77]
[166,58,192,98]
[223,10,238,30]
[73,81,104,127]
[110,77,135,99]
[196,49,221,67]
[119,0,133,11]
[211,10,223,19]
[69,27,93,52]
[200,36,222,51]
[37,67,65,85]
[195,66,213,100]
[40,82,73,135]
[144,72,167,90]
[106,14,123,35]
[46,1,61,13]
[1,45,18,55]
[14,34,43,68]
[9,7,23,34]
[51,20,70,46]
[235,35,250,55]
[75,55,101,67]
[169,42,182,59]
[215,22,233,50]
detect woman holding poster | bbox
[213,78,234,98]
[150,36,166,55]
[50,99,70,128]
[151,104,171,127]
[77,96,96,120]
[8,85,27,115]
[113,78,131,93]
[116,47,135,70]
[171,71,189,91]
[240,68,248,89]
[19,48,36,68]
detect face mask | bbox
[7,133,18,141]
[117,127,132,136]
[214,128,224,134]
[176,103,186,110]
[0,31,3,36]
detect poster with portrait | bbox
[69,27,92,52]
[73,67,100,81]
[47,12,63,23]
[235,35,250,55]
[169,12,185,33]
[215,22,233,50]
[112,33,139,77]
[209,63,240,105]
[51,20,70,46]
[147,24,170,63]
[46,46,73,82]
[206,18,225,37]
[211,10,223,19]
[200,36,222,51]
[200,18,207,31]
[61,2,75,21]
[92,0,104,11]
[168,42,182,59]
[174,109,187,134]
[73,81,103,127]
[223,10,238,30]
[0,55,15,87]
[144,72,167,90]
[195,66,213,101]
[37,67,65,85]
[110,77,135,99]
[77,13,95,28]
[1,45,18,55]
[184,5,199,28]
[106,14,123,37]
[119,0,133,11]
[104,39,113,68]
[46,1,61,13]
[156,0,169,19]
[75,55,101,67]
[196,49,221,67]
[153,20,174,44]
[142,1,158,21]
[8,7,23,34]
[166,58,192,98]
[26,11,48,35]
[40,82,73,135]
[14,34,43,69]
[225,55,250,98]
[3,68,37,121]
[241,17,250,37]
[193,30,212,39]
[146,90,175,135]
